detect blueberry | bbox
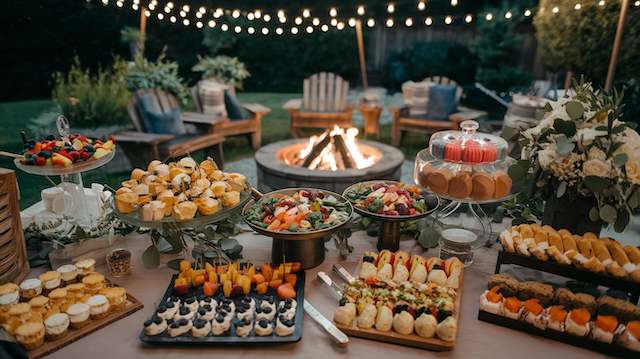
[165,301,175,308]
[339,298,347,306]
[215,314,225,323]
[157,305,167,313]
[166,319,174,326]
[170,322,180,329]
[179,306,189,315]
[416,307,428,317]
[239,318,251,326]
[202,304,211,311]
[433,264,441,270]
[153,316,163,325]
[285,298,293,304]
[283,302,292,310]
[197,294,205,301]
[144,319,153,327]
[185,297,196,304]
[201,297,212,303]
[278,315,287,323]
[177,319,188,326]
[279,307,287,313]
[263,297,274,304]
[220,304,231,312]
[262,307,272,314]
[258,319,269,328]
[241,297,252,304]
[394,304,409,314]
[194,319,206,329]
[363,256,375,263]
[255,307,263,314]
[436,310,452,322]
[198,308,207,316]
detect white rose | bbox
[537,146,557,170]
[626,161,640,184]
[583,159,612,178]
[587,147,606,161]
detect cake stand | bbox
[242,188,353,269]
[343,180,440,252]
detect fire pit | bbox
[256,126,404,193]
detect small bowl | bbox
[439,228,477,266]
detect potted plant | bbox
[124,53,189,105]
[509,79,640,235]
[192,55,250,95]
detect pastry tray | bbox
[494,250,640,304]
[478,310,637,359]
[139,272,305,345]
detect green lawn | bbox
[0,94,427,209]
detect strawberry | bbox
[35,157,46,166]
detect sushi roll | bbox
[240,297,256,312]
[183,297,199,312]
[479,288,503,315]
[502,297,523,320]
[618,321,640,351]
[156,301,178,320]
[235,318,253,337]
[334,301,356,326]
[275,315,296,336]
[377,262,393,281]
[393,251,411,269]
[255,318,273,336]
[357,303,377,329]
[197,304,216,321]
[414,313,437,338]
[167,318,192,337]
[392,263,409,283]
[236,301,254,322]
[427,269,447,286]
[591,315,619,343]
[359,254,378,280]
[392,311,414,335]
[436,316,457,342]
[191,318,211,337]
[566,308,591,336]
[143,315,167,336]
[523,299,546,329]
[260,296,276,312]
[198,295,217,310]
[174,305,195,321]
[374,306,393,332]
[255,305,276,321]
[409,256,428,283]
[211,312,231,335]
[546,306,567,332]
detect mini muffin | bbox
[39,271,62,294]
[44,313,70,341]
[100,287,127,312]
[66,303,90,329]
[75,258,96,277]
[0,283,20,307]
[48,288,68,310]
[6,303,32,334]
[29,296,50,319]
[87,295,110,320]
[66,283,85,302]
[82,273,105,295]
[15,322,45,350]
[57,264,79,284]
[19,279,42,300]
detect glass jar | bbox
[106,248,132,277]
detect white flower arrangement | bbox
[510,81,640,232]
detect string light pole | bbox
[605,0,630,91]
[355,19,368,89]
[139,5,147,56]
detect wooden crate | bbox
[0,168,29,283]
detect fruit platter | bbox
[140,259,305,344]
[14,133,116,176]
[478,273,640,357]
[327,250,464,351]
[113,157,252,229]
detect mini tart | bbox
[19,279,42,300]
[57,264,79,283]
[0,283,20,306]
[44,313,70,341]
[255,318,273,336]
[66,283,85,301]
[183,297,199,312]
[174,305,195,321]
[66,303,90,329]
[197,305,216,321]
[82,273,105,295]
[29,296,50,318]
[191,318,211,337]
[168,318,192,337]
[87,295,110,319]
[156,302,178,320]
[100,287,127,312]
[235,319,253,337]
[143,316,167,336]
[479,289,503,315]
[39,271,62,293]
[15,322,45,350]
[48,288,68,309]
[75,258,96,276]
[211,313,231,335]
[275,316,295,336]
[255,305,276,321]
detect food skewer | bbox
[0,150,25,159]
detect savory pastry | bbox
[517,281,554,307]
[546,305,567,332]
[168,318,192,337]
[15,322,45,350]
[81,273,105,295]
[357,303,377,329]
[57,264,79,284]
[255,318,274,336]
[19,279,42,300]
[211,313,231,335]
[235,318,253,337]
[275,315,295,336]
[546,246,571,265]
[173,201,198,221]
[44,313,70,340]
[597,295,640,323]
[376,262,393,281]
[436,316,457,341]
[502,297,523,320]
[427,269,447,286]
[415,313,438,338]
[87,295,110,319]
[143,315,167,336]
[561,234,578,254]
[191,318,211,337]
[618,321,640,351]
[499,229,516,253]
[66,303,90,329]
[408,256,427,283]
[142,200,165,221]
[194,197,220,216]
[374,305,393,332]
[156,190,177,217]
[221,191,241,208]
[480,288,503,315]
[608,241,638,276]
[39,271,62,293]
[591,239,614,266]
[566,308,590,336]
[0,283,20,306]
[392,311,414,335]
[523,299,546,329]
[359,261,377,280]
[100,287,127,312]
[625,246,640,264]
[591,315,618,343]
[487,274,518,297]
[115,192,138,213]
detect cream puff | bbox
[168,318,192,337]
[235,318,253,337]
[255,318,273,336]
[144,315,168,336]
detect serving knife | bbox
[317,271,343,297]
[304,299,349,346]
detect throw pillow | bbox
[145,107,186,134]
[224,90,249,121]
[198,80,227,117]
[424,84,457,121]
[136,93,158,132]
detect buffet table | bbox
[40,230,613,359]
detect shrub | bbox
[52,57,130,128]
[192,55,250,89]
[124,53,189,105]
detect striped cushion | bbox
[198,80,227,117]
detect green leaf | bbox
[555,134,575,155]
[553,118,577,137]
[565,101,584,120]
[556,181,567,198]
[629,189,640,209]
[589,207,600,222]
[508,164,525,182]
[595,126,608,131]
[544,102,553,112]
[614,208,630,232]
[517,159,531,169]
[613,153,628,167]
[142,244,160,268]
[219,237,239,251]
[612,125,627,134]
[166,258,184,271]
[583,176,610,193]
[599,205,617,224]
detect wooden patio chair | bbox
[284,72,353,138]
[390,76,487,146]
[115,88,226,169]
[191,81,272,150]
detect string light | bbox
[444,16,452,25]
[295,17,302,25]
[179,10,186,17]
[221,23,228,31]
[148,3,155,11]
[247,26,255,34]
[321,24,329,32]
[357,6,365,16]
[598,0,605,6]
[291,27,299,34]
[329,8,337,17]
[405,18,413,27]
[276,27,283,35]
[279,16,287,23]
[208,20,215,28]
[505,11,512,19]
[214,9,222,18]
[387,3,395,13]
[170,15,176,23]
[166,2,173,9]
[157,13,163,20]
[196,21,203,28]
[255,10,262,19]
[264,14,271,22]
[451,0,458,6]
[182,18,189,26]
[164,7,170,13]
[465,15,472,23]
[552,6,559,14]
[262,27,269,35]
[116,1,123,8]
[302,9,310,18]
[425,17,432,26]
[145,10,151,17]
[312,18,320,26]
[635,1,639,6]
[306,25,313,33]
[331,18,338,26]
[524,9,532,17]
[418,1,426,11]
[198,6,205,13]
[234,25,241,33]
[386,18,394,27]
[348,18,356,27]
[485,13,493,21]
[232,9,240,18]
[247,13,255,20]
[277,10,285,18]
[337,22,345,30]
[132,3,138,10]
[574,3,582,10]
[367,18,375,27]
[196,12,203,18]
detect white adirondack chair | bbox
[284,72,353,138]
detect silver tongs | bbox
[317,271,343,298]
[332,264,356,283]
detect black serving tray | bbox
[477,310,638,358]
[139,271,305,345]
[495,250,640,304]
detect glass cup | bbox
[106,248,132,277]
[439,228,477,266]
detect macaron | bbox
[470,172,496,201]
[448,172,473,199]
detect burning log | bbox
[301,131,331,167]
[332,132,355,169]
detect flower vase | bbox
[542,195,603,236]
